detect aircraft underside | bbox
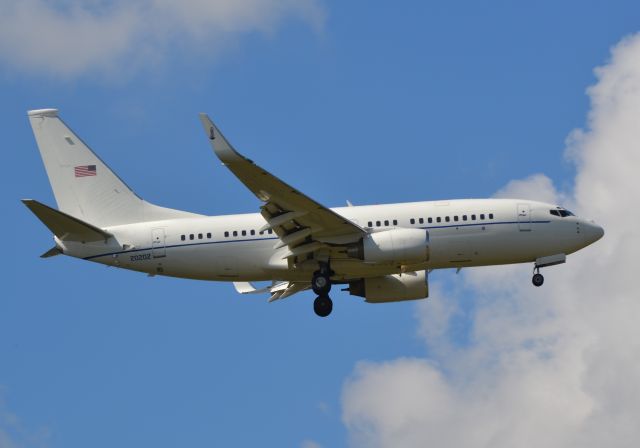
[23,109,605,317]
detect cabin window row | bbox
[366,219,399,227]
[180,213,496,241]
[181,232,212,241]
[409,213,494,225]
[180,228,275,241]
[223,229,273,238]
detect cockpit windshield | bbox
[549,207,575,218]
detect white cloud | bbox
[0,0,324,78]
[0,393,50,448]
[493,173,565,205]
[300,439,322,448]
[342,33,640,448]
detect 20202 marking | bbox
[130,253,151,262]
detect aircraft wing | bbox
[199,114,365,258]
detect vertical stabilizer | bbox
[27,109,197,227]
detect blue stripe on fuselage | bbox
[83,220,551,261]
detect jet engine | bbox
[346,228,429,264]
[348,270,429,303]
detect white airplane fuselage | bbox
[24,108,604,316]
[61,198,603,282]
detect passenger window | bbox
[410,218,415,225]
[428,217,433,223]
[181,235,185,241]
[480,214,485,220]
[368,221,373,227]
[242,230,247,236]
[454,216,459,222]
[445,216,450,222]
[189,234,194,240]
[207,232,212,238]
[419,218,424,224]
[198,233,203,239]
[224,231,229,237]
[250,230,255,235]
[471,214,476,220]
[463,215,467,221]
[268,229,273,234]
[393,219,398,225]
[489,213,494,219]
[384,220,389,226]
[233,231,238,237]
[436,217,441,223]
[376,221,381,227]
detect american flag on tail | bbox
[74,165,96,177]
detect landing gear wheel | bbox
[312,272,331,295]
[532,273,544,287]
[313,296,333,317]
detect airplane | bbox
[23,108,604,317]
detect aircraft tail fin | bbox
[27,109,197,227]
[22,199,112,243]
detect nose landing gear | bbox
[532,265,544,287]
[531,254,565,287]
[532,271,544,287]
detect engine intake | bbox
[349,270,429,303]
[347,228,429,264]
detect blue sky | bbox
[2,1,640,447]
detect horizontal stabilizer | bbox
[268,282,310,302]
[40,246,62,258]
[22,199,112,242]
[232,281,310,301]
[233,282,272,294]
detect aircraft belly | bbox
[428,224,547,268]
[76,222,571,282]
[162,240,275,280]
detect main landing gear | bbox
[532,266,544,287]
[312,266,333,317]
[313,295,333,317]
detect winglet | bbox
[198,113,245,164]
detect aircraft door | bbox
[152,227,166,258]
[517,203,531,231]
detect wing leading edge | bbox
[198,114,365,262]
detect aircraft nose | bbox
[583,220,604,244]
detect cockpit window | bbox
[550,208,575,218]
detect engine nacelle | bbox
[348,270,429,303]
[347,228,429,264]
